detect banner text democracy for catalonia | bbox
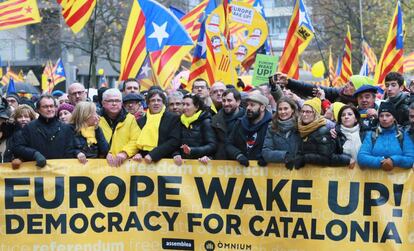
[1,159,414,250]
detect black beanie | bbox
[378,102,397,119]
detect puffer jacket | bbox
[388,92,410,126]
[99,108,140,157]
[357,125,414,169]
[71,125,109,158]
[262,125,301,163]
[299,125,351,166]
[175,111,217,159]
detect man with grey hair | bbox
[68,82,87,105]
[99,88,140,167]
[167,91,184,115]
[210,81,226,112]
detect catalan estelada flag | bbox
[338,26,353,85]
[149,0,209,88]
[0,0,41,31]
[119,0,192,85]
[188,0,218,87]
[278,0,314,79]
[361,40,377,74]
[404,52,414,73]
[374,1,404,86]
[57,0,96,34]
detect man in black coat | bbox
[12,94,75,167]
[384,72,410,126]
[135,89,181,163]
[212,88,244,160]
[226,92,272,167]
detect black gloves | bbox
[236,154,249,167]
[285,153,305,170]
[257,158,267,167]
[34,152,46,168]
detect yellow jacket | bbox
[100,112,140,157]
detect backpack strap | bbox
[371,127,404,150]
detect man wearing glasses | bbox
[99,88,140,167]
[68,82,87,106]
[13,94,75,167]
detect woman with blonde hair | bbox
[70,101,109,164]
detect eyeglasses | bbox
[301,110,314,115]
[104,99,122,104]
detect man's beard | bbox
[247,109,260,122]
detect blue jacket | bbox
[357,125,414,169]
[262,125,301,163]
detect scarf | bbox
[181,110,202,129]
[341,124,361,159]
[240,110,272,133]
[80,126,97,146]
[276,117,296,134]
[298,116,326,138]
[136,106,165,151]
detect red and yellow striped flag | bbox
[119,0,146,81]
[148,0,209,88]
[328,47,336,83]
[278,0,314,79]
[338,26,352,85]
[1,69,24,86]
[374,1,404,86]
[0,0,41,31]
[57,0,96,34]
[404,52,414,73]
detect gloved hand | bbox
[257,158,267,167]
[34,152,46,168]
[236,154,249,167]
[284,152,295,170]
[294,155,305,170]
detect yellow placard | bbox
[1,159,414,250]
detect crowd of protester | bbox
[1,71,414,171]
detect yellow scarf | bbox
[210,103,217,114]
[180,110,202,129]
[298,116,326,138]
[136,106,165,151]
[80,126,97,146]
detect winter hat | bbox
[246,92,269,106]
[303,97,321,115]
[57,103,74,114]
[332,102,345,122]
[378,102,397,119]
[6,93,20,104]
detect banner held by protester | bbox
[1,159,414,250]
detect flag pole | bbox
[313,33,329,83]
[359,0,364,40]
[87,5,98,96]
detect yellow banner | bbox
[1,159,414,250]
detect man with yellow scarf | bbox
[134,89,181,164]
